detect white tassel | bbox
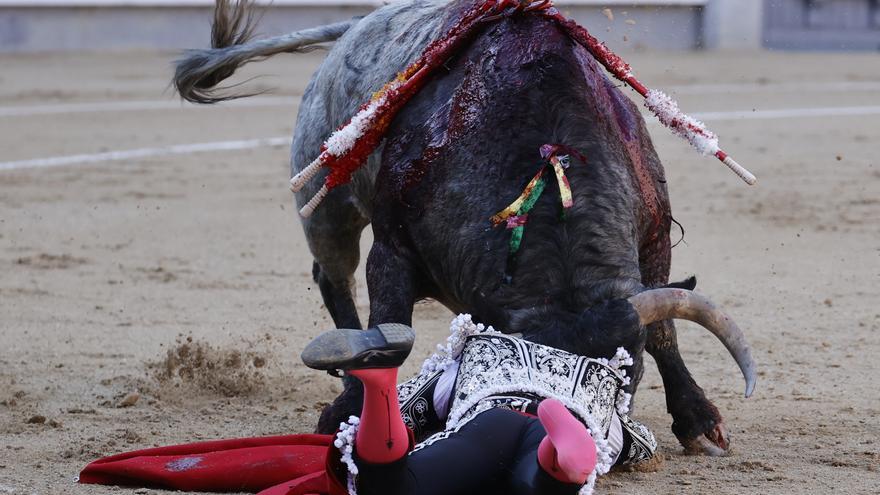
[299,184,329,218]
[721,154,757,185]
[645,89,759,185]
[334,416,361,495]
[290,157,324,192]
[645,90,719,156]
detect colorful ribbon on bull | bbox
[490,144,578,254]
[290,0,757,218]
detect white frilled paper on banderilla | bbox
[644,89,757,185]
[645,90,720,156]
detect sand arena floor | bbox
[0,48,878,494]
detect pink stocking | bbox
[348,368,409,464]
[537,398,598,484]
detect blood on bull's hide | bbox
[174,0,756,456]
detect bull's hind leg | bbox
[315,235,420,433]
[312,261,361,329]
[365,240,418,327]
[639,230,729,455]
[302,192,369,330]
[305,197,367,435]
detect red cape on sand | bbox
[78,434,349,495]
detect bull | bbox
[174,0,756,455]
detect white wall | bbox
[702,0,764,49]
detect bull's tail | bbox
[173,0,356,103]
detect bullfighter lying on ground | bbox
[299,315,657,495]
[79,313,657,495]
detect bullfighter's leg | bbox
[301,188,368,330]
[316,239,419,433]
[639,230,729,455]
[349,367,410,463]
[356,408,583,495]
[303,324,415,457]
[536,399,597,485]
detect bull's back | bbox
[374,13,661,317]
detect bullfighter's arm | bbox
[396,369,448,442]
[613,414,658,467]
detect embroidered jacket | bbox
[396,333,657,468]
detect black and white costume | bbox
[337,315,657,495]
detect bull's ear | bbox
[663,276,697,291]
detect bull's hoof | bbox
[669,388,730,455]
[682,422,729,456]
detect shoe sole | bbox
[301,323,415,371]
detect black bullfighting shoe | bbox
[301,323,415,373]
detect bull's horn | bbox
[627,288,756,398]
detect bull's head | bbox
[506,276,756,455]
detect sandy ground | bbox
[0,47,878,495]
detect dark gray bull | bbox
[175,0,756,455]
